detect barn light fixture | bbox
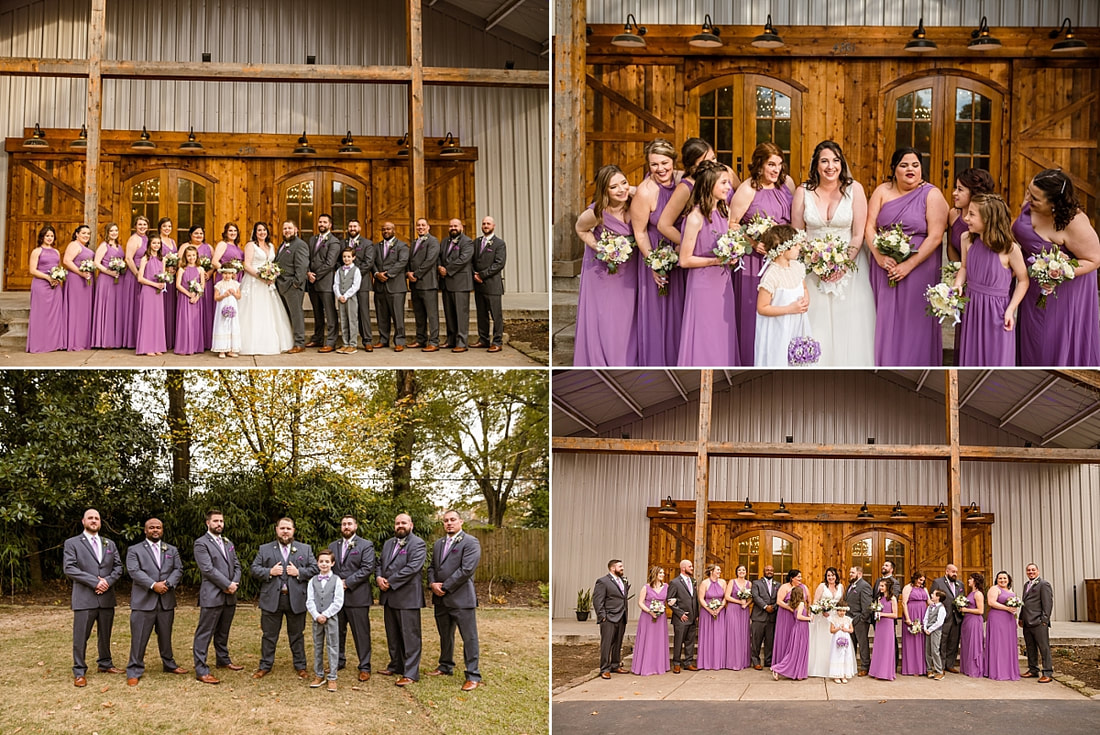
[658,496,678,515]
[1050,18,1087,53]
[179,126,204,151]
[338,131,361,155]
[69,124,88,149]
[439,132,462,157]
[751,14,784,49]
[967,16,1001,51]
[772,499,791,517]
[904,10,937,53]
[23,123,48,148]
[890,501,907,519]
[964,501,985,520]
[130,126,156,150]
[736,497,756,516]
[856,501,874,519]
[396,132,410,157]
[293,131,315,155]
[933,502,949,521]
[689,14,722,48]
[611,13,646,48]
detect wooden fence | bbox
[429,527,548,582]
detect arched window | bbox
[731,528,800,579]
[126,170,213,242]
[279,171,365,242]
[846,530,911,590]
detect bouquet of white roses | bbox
[924,282,968,325]
[736,587,753,600]
[198,256,213,270]
[648,599,665,616]
[48,265,67,286]
[644,243,679,296]
[873,224,913,287]
[743,212,777,240]
[706,598,723,612]
[940,260,962,284]
[257,261,281,291]
[227,258,244,272]
[107,256,127,282]
[714,230,750,270]
[1004,595,1023,613]
[78,258,96,276]
[163,252,180,270]
[954,594,969,610]
[155,270,174,294]
[594,230,634,275]
[187,278,204,296]
[1027,247,1077,309]
[801,233,856,294]
[908,620,923,635]
[869,601,883,620]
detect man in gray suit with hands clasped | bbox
[593,559,629,679]
[377,513,427,686]
[192,508,243,684]
[667,558,698,674]
[1020,562,1054,682]
[750,564,778,670]
[276,221,310,353]
[125,518,187,685]
[63,508,124,687]
[427,510,483,690]
[847,566,874,676]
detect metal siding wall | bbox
[0,0,548,294]
[552,371,1100,620]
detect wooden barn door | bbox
[371,161,476,244]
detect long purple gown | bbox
[771,603,809,680]
[734,186,792,366]
[957,235,1014,366]
[677,209,739,366]
[901,587,928,675]
[985,588,1021,681]
[771,585,807,669]
[91,244,126,348]
[871,183,942,366]
[197,243,216,350]
[697,581,726,670]
[63,244,95,351]
[174,265,206,355]
[630,584,671,676]
[868,600,897,680]
[161,240,178,350]
[134,257,167,355]
[573,206,638,366]
[637,178,685,366]
[724,580,752,670]
[960,592,985,678]
[949,216,967,364]
[217,241,246,282]
[26,247,67,353]
[1013,203,1100,366]
[120,236,146,349]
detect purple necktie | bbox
[480,237,488,252]
[342,541,349,563]
[315,234,323,252]
[443,536,455,560]
[91,536,100,562]
[449,240,459,254]
[151,542,161,569]
[390,541,402,561]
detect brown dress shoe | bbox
[327,679,338,692]
[318,345,335,353]
[363,344,373,352]
[469,341,488,348]
[405,342,423,349]
[600,672,611,679]
[461,680,482,691]
[426,669,448,676]
[672,665,681,674]
[452,346,468,353]
[753,665,763,671]
[613,667,628,674]
[358,671,371,682]
[287,346,304,354]
[217,663,244,671]
[377,669,395,676]
[296,669,309,679]
[197,674,220,684]
[305,342,320,348]
[127,677,139,686]
[947,667,960,674]
[1038,676,1053,683]
[1021,671,1038,678]
[98,666,125,674]
[686,665,698,671]
[371,342,385,349]
[858,670,869,677]
[393,345,405,352]
[487,344,502,353]
[74,676,87,687]
[252,669,269,679]
[395,676,414,686]
[422,345,439,352]
[165,667,188,674]
[310,676,325,688]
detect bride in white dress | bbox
[792,140,876,366]
[238,222,294,355]
[807,567,846,678]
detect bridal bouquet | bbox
[954,594,969,610]
[163,252,180,270]
[648,599,665,616]
[714,229,750,270]
[48,265,67,286]
[1027,247,1077,309]
[1004,595,1023,613]
[873,224,913,287]
[743,212,777,241]
[787,336,822,366]
[187,278,204,296]
[924,282,968,325]
[198,256,213,270]
[644,243,679,295]
[908,621,923,635]
[107,256,127,282]
[257,261,281,291]
[78,259,96,277]
[801,233,856,294]
[594,230,634,275]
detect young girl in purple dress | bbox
[630,566,671,676]
[173,245,207,355]
[134,235,168,356]
[26,225,67,353]
[91,223,126,348]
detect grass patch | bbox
[0,604,547,734]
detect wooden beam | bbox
[648,500,996,525]
[585,74,674,133]
[945,371,963,569]
[552,436,698,455]
[0,56,89,77]
[552,0,586,271]
[423,67,548,88]
[84,0,104,231]
[705,441,951,460]
[957,445,1100,463]
[999,375,1058,427]
[1056,370,1100,393]
[694,370,713,581]
[407,0,425,233]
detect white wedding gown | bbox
[238,243,294,355]
[807,583,845,678]
[802,186,876,366]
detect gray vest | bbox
[337,265,356,294]
[312,575,337,612]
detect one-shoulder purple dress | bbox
[63,243,95,351]
[573,206,638,366]
[984,588,1021,680]
[871,184,942,366]
[134,257,167,356]
[868,600,897,680]
[901,587,928,675]
[630,584,671,675]
[771,603,809,680]
[957,235,1015,366]
[1013,203,1100,366]
[724,580,752,670]
[26,247,67,353]
[960,592,985,678]
[677,209,738,366]
[174,265,206,355]
[91,244,126,349]
[637,178,685,366]
[697,580,726,670]
[735,186,792,366]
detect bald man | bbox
[406,217,441,351]
[125,518,187,685]
[372,221,410,351]
[63,509,124,686]
[470,216,506,353]
[438,217,475,351]
[376,513,426,686]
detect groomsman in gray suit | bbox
[427,510,482,690]
[438,218,475,352]
[344,219,375,351]
[406,217,441,351]
[593,559,629,679]
[125,518,187,685]
[668,559,698,673]
[306,213,342,352]
[192,509,243,684]
[930,563,964,673]
[63,509,124,686]
[276,221,310,353]
[470,216,507,352]
[250,517,318,678]
[1020,562,1054,682]
[377,513,427,686]
[328,515,375,681]
[372,221,410,351]
[847,566,874,676]
[750,564,778,669]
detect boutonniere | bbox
[396,538,407,549]
[348,539,357,549]
[291,546,297,554]
[159,542,167,553]
[452,534,463,544]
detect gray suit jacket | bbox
[328,535,375,608]
[275,237,309,294]
[874,575,901,601]
[930,575,965,622]
[667,574,698,624]
[307,233,342,292]
[593,573,629,624]
[126,540,183,611]
[439,234,475,292]
[251,541,318,615]
[373,239,410,294]
[377,534,426,609]
[750,576,779,624]
[427,533,481,609]
[846,577,874,625]
[63,534,123,610]
[194,533,242,607]
[472,235,506,295]
[407,234,441,290]
[346,236,376,282]
[1020,577,1053,628]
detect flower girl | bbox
[828,606,857,683]
[212,267,242,358]
[755,224,812,366]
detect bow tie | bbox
[318,575,330,581]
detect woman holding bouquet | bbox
[723,564,752,670]
[573,164,639,366]
[120,216,150,348]
[985,571,1021,681]
[173,245,206,355]
[868,578,899,681]
[696,564,727,670]
[807,567,844,678]
[949,168,995,262]
[676,160,739,366]
[772,569,810,669]
[154,218,178,351]
[213,222,246,282]
[900,571,929,676]
[239,221,294,355]
[959,572,986,678]
[91,223,126,349]
[134,235,168,356]
[1013,169,1100,366]
[62,224,95,351]
[771,585,811,681]
[630,566,671,676]
[865,147,949,366]
[792,140,874,366]
[26,225,67,353]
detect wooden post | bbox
[552,0,585,277]
[945,370,963,567]
[693,370,713,577]
[406,0,425,233]
[83,0,105,229]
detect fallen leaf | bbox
[101,701,114,708]
[72,704,82,711]
[37,661,45,666]
[590,710,599,715]
[100,686,110,693]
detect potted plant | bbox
[575,587,592,622]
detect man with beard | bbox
[328,515,375,681]
[344,219,375,351]
[930,563,964,673]
[749,563,777,670]
[250,518,318,678]
[847,566,873,676]
[1020,562,1054,683]
[193,509,243,684]
[470,215,507,353]
[593,559,629,679]
[668,558,699,674]
[438,218,475,352]
[874,560,901,666]
[275,221,309,353]
[63,509,124,686]
[372,221,410,351]
[406,217,441,351]
[376,513,426,686]
[125,518,187,685]
[306,213,342,352]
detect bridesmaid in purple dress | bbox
[120,217,149,349]
[772,569,809,670]
[62,225,95,351]
[573,164,639,366]
[26,225,67,353]
[959,572,986,678]
[722,565,752,670]
[771,585,811,680]
[91,224,126,348]
[868,579,899,680]
[900,572,929,676]
[948,169,995,263]
[865,147,950,366]
[1013,169,1100,366]
[155,218,178,351]
[173,245,207,355]
[985,571,1021,681]
[696,564,727,670]
[134,235,168,356]
[955,195,1030,366]
[676,160,739,366]
[729,142,795,366]
[213,222,246,282]
[630,139,683,366]
[630,566,671,676]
